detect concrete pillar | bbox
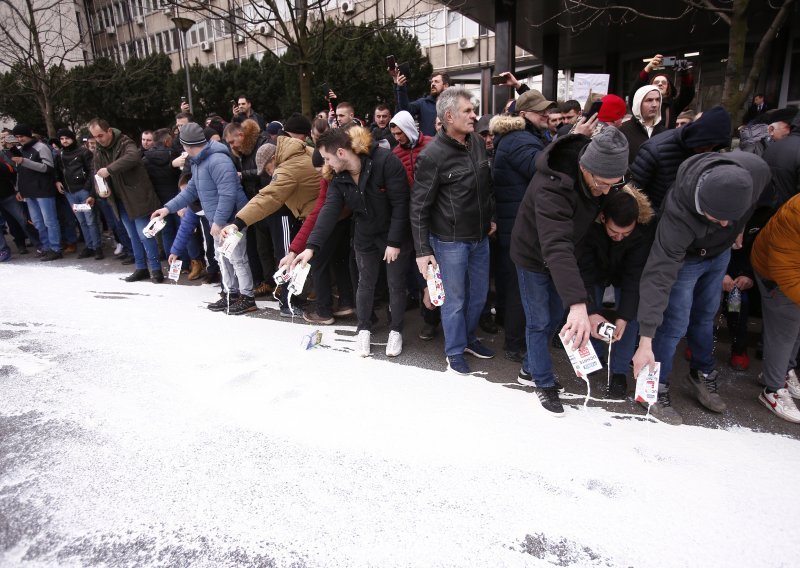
[541,33,559,100]
[492,0,516,114]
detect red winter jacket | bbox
[392,135,432,187]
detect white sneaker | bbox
[786,369,800,399]
[357,330,371,357]
[759,388,800,424]
[386,330,403,357]
[113,243,124,256]
[759,370,800,399]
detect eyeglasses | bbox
[591,174,624,191]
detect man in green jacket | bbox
[89,118,164,283]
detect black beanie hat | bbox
[56,128,77,142]
[11,124,32,138]
[284,113,312,137]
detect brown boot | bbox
[187,259,206,280]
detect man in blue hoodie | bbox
[152,123,254,315]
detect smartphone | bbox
[385,55,397,72]
[8,146,22,157]
[661,56,676,67]
[584,101,602,119]
[181,96,187,103]
[321,82,330,97]
[491,74,507,85]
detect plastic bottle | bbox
[728,286,741,313]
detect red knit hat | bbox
[597,94,627,123]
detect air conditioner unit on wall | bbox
[105,26,116,35]
[458,37,477,50]
[256,23,272,36]
[200,41,212,52]
[135,16,144,26]
[235,33,245,43]
[341,1,356,15]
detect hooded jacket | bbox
[762,113,800,209]
[751,193,800,305]
[231,119,271,199]
[16,138,56,199]
[619,85,665,163]
[163,141,248,228]
[93,129,161,218]
[630,105,732,210]
[577,188,655,322]
[142,144,180,205]
[391,110,433,187]
[509,134,600,308]
[234,136,320,228]
[637,151,771,337]
[629,69,695,130]
[410,129,493,256]
[307,127,410,253]
[490,114,546,246]
[395,86,438,137]
[56,143,93,193]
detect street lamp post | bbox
[171,15,196,114]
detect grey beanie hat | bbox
[179,122,207,146]
[579,126,629,179]
[697,164,753,221]
[255,142,277,173]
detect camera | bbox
[662,56,692,71]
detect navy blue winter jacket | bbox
[490,115,546,246]
[395,86,438,137]
[630,105,732,211]
[164,141,247,228]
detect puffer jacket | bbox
[56,145,93,193]
[395,87,438,137]
[762,113,800,208]
[391,110,432,187]
[751,193,800,305]
[510,134,599,308]
[16,139,56,199]
[490,114,546,247]
[637,151,771,337]
[630,105,732,211]
[234,136,321,228]
[93,129,161,218]
[142,144,180,205]
[307,127,409,253]
[164,141,248,228]
[410,129,493,256]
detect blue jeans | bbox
[517,267,564,388]
[652,250,731,385]
[118,200,161,271]
[429,235,490,357]
[589,285,640,376]
[26,197,61,252]
[64,190,102,250]
[96,198,132,255]
[0,194,39,249]
[57,194,79,245]
[161,213,179,261]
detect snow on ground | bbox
[1,264,799,567]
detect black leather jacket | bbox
[410,130,493,256]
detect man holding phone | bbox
[393,63,449,137]
[232,95,266,131]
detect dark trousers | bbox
[354,242,411,332]
[267,206,301,304]
[496,237,525,352]
[311,218,354,317]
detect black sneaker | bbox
[94,248,105,260]
[77,247,94,259]
[226,295,257,315]
[208,292,239,312]
[518,368,564,392]
[418,323,437,341]
[479,313,499,334]
[40,250,63,262]
[532,386,565,416]
[150,270,164,284]
[123,268,150,282]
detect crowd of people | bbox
[2,53,799,427]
